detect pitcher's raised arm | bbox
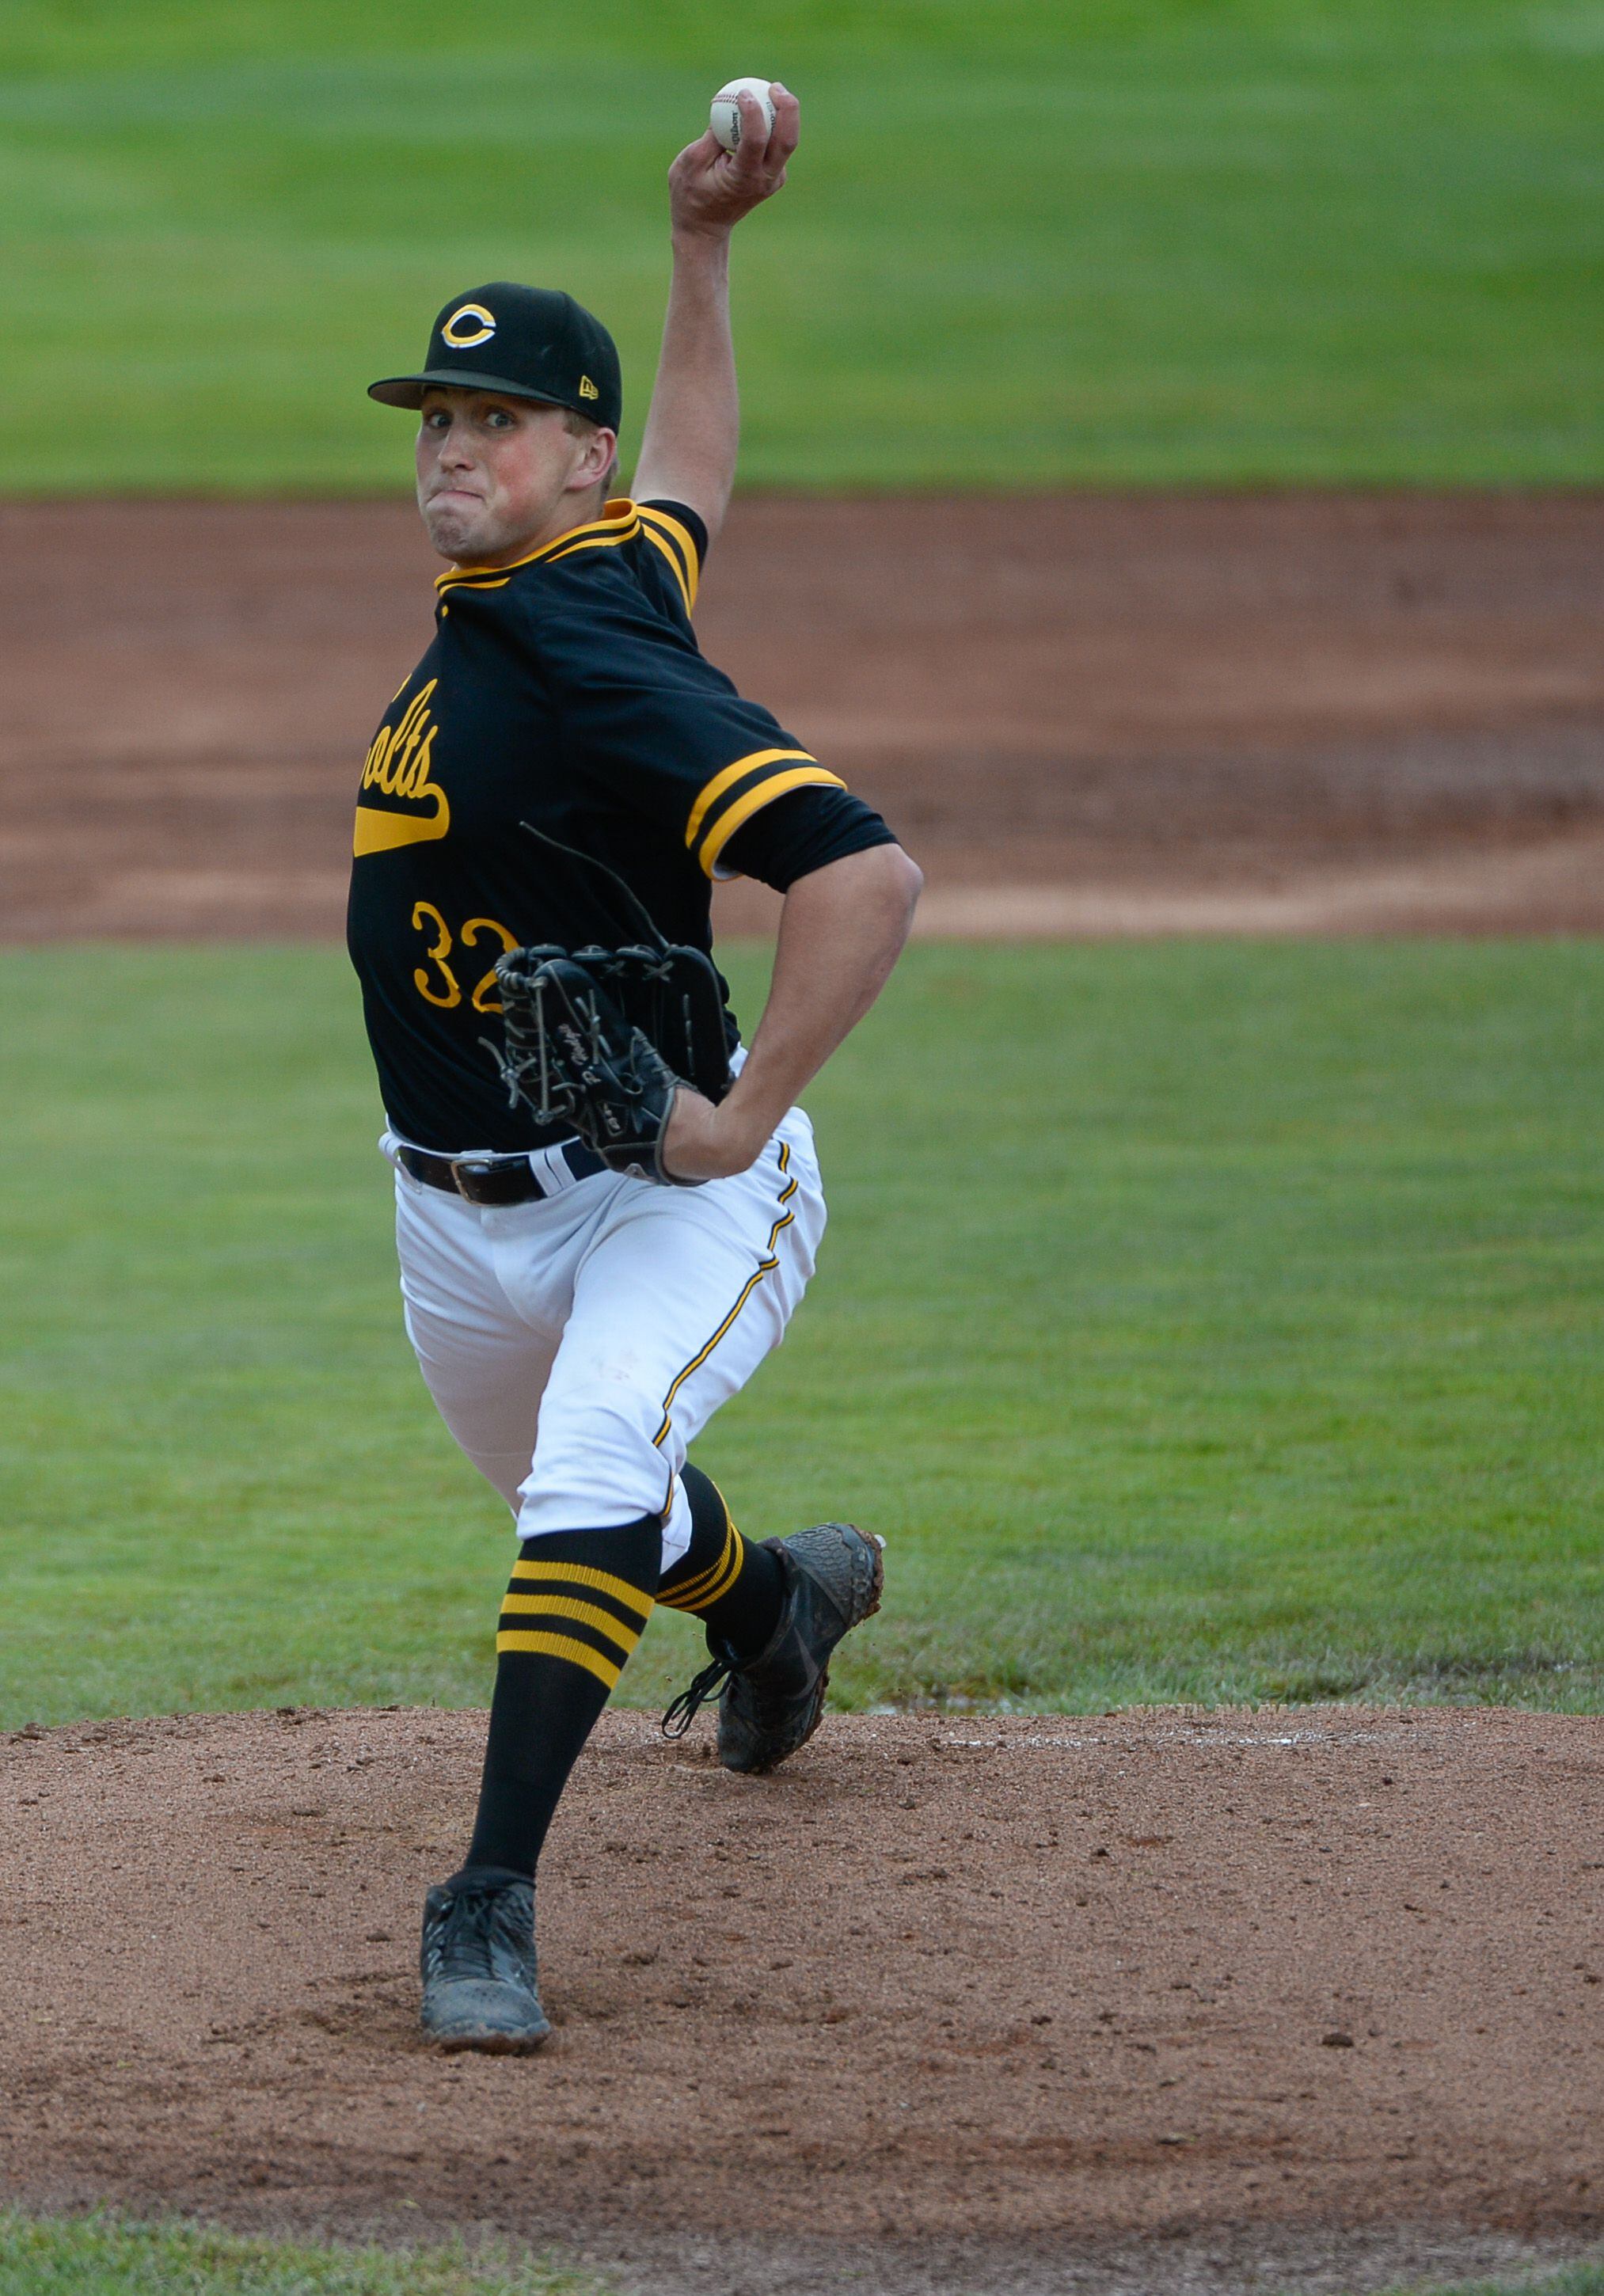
[631,82,800,546]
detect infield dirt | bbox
[4,1705,1601,2294]
[2,491,1602,942]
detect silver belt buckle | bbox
[449,1154,523,1204]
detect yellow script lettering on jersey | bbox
[354,680,452,855]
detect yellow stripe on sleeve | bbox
[684,749,816,852]
[697,765,847,876]
[637,506,701,609]
[640,524,693,613]
[493,1629,623,1688]
[507,1559,656,1620]
[499,1591,644,1659]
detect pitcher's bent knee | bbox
[515,1391,674,1541]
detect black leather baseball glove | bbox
[487,941,732,1186]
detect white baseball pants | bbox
[384,1105,825,1575]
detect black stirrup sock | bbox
[655,1464,785,1660]
[454,1515,662,1884]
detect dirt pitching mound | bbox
[4,1705,1601,2290]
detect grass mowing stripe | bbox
[0,0,1599,486]
[0,2208,606,2294]
[0,2215,1597,2296]
[0,940,1598,1728]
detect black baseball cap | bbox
[367,282,621,432]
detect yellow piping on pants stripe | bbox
[652,1144,798,1450]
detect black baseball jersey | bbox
[347,497,896,1153]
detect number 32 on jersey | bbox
[410,903,518,1013]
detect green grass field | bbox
[0,2213,601,2296]
[2,0,1601,489]
[2,2211,1600,2296]
[2,938,1598,1732]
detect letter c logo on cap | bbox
[442,303,496,349]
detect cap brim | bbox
[366,368,575,411]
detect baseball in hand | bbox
[710,78,777,154]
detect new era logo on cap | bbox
[579,374,599,399]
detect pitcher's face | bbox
[416,389,614,566]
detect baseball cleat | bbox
[419,1870,550,2052]
[662,1522,884,1774]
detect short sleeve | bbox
[533,572,850,876]
[718,785,900,892]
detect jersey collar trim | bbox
[435,498,640,591]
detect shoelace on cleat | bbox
[424,1885,529,1983]
[660,1650,735,1739]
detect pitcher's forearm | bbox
[660,844,921,1182]
[632,232,738,536]
[720,846,925,1150]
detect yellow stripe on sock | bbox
[499,1591,642,1659]
[493,1629,623,1689]
[660,1515,739,1607]
[656,1519,737,1613]
[679,1526,746,1614]
[507,1558,655,1621]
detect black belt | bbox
[395,1140,606,1207]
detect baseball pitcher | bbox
[349,86,922,2050]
